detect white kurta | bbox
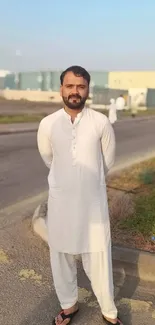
[37,108,116,254]
[116,97,125,110]
[108,103,117,124]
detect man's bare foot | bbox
[54,302,79,325]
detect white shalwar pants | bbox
[50,250,117,319]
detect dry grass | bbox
[0,114,46,124]
[108,158,155,252]
[108,158,155,191]
[108,191,135,225]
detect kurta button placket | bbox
[71,113,83,165]
[72,124,77,165]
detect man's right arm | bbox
[37,120,53,169]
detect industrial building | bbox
[1,70,155,91]
[0,70,109,91]
[1,70,155,107]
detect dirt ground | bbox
[0,99,62,116]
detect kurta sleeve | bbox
[101,117,116,175]
[37,120,53,169]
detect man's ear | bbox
[60,85,62,97]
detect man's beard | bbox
[62,94,87,110]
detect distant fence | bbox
[92,86,128,105]
[92,87,155,108]
[146,89,155,108]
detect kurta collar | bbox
[63,107,86,124]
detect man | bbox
[130,92,144,118]
[108,98,117,125]
[37,66,123,325]
[115,95,125,119]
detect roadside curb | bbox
[32,202,155,282]
[32,202,48,243]
[0,128,37,135]
[112,246,155,282]
[116,115,155,123]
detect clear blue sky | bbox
[0,0,155,71]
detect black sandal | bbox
[102,315,123,325]
[53,309,79,324]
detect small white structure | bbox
[0,70,11,77]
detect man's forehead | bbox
[63,72,87,85]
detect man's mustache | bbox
[68,94,82,100]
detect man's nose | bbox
[72,86,79,94]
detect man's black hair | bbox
[60,65,90,85]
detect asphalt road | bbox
[0,118,155,210]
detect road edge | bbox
[1,115,155,135]
[32,203,155,282]
[0,128,37,135]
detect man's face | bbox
[60,72,89,110]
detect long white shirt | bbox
[37,108,116,254]
[116,97,125,110]
[108,102,117,124]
